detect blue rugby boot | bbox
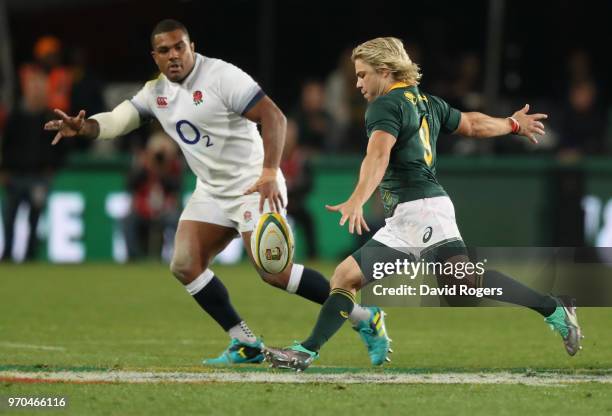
[203,338,265,365]
[353,306,392,365]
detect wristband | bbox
[508,117,520,134]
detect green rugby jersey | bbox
[365,83,461,216]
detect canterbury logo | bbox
[423,226,433,243]
[340,311,349,318]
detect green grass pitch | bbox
[1,263,611,415]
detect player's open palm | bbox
[511,104,547,144]
[326,198,370,235]
[44,109,86,145]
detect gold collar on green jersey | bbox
[385,82,409,94]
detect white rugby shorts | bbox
[372,196,463,259]
[180,177,288,233]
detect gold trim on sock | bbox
[331,288,356,303]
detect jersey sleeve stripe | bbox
[240,89,265,115]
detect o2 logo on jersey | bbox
[176,120,213,147]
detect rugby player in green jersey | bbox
[264,37,582,371]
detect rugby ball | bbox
[251,212,294,274]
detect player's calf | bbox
[254,265,291,289]
[251,262,330,305]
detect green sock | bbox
[482,270,557,317]
[301,288,355,352]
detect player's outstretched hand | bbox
[244,169,285,213]
[44,109,86,145]
[511,104,547,144]
[326,198,370,235]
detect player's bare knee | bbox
[169,258,189,283]
[331,265,360,291]
[436,254,479,289]
[170,254,207,285]
[462,274,479,289]
[438,272,477,290]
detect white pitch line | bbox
[2,371,612,385]
[0,342,66,351]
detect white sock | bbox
[285,263,304,293]
[184,269,214,295]
[348,304,372,326]
[228,321,257,344]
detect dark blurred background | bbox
[5,0,610,105]
[1,0,611,263]
[3,0,611,155]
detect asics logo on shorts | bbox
[423,226,433,243]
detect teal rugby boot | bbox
[203,338,265,365]
[353,306,392,365]
[544,296,583,356]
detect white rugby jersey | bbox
[130,53,273,197]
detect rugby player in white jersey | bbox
[44,19,390,365]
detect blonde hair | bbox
[351,37,421,85]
